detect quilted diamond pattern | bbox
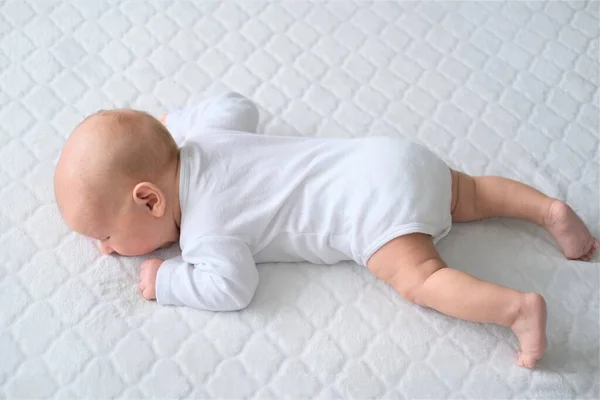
[1,1,598,398]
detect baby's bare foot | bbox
[511,293,547,368]
[543,199,599,260]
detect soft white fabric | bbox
[156,93,452,311]
[165,91,260,146]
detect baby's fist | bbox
[139,258,163,300]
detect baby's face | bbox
[92,205,175,257]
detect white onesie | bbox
[156,92,452,311]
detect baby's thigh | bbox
[367,233,446,294]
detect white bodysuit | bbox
[156,92,452,311]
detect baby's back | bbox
[180,132,451,266]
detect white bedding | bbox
[1,1,598,398]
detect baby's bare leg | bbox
[451,170,599,260]
[368,233,547,368]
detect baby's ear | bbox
[132,182,165,217]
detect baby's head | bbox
[55,109,181,256]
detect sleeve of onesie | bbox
[165,92,259,145]
[155,236,259,311]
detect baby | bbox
[54,92,598,368]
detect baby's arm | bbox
[140,236,259,311]
[162,92,259,145]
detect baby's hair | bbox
[80,108,179,183]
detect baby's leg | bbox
[450,170,599,260]
[368,233,547,368]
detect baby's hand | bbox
[139,258,164,300]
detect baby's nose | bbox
[100,242,114,255]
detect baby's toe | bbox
[518,352,536,368]
[584,242,599,260]
[578,239,598,261]
[579,249,592,261]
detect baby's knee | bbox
[370,257,446,304]
[401,258,446,304]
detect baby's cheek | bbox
[136,236,162,255]
[121,230,162,256]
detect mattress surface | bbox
[1,1,599,398]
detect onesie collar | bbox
[178,145,191,228]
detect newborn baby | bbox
[54,92,598,368]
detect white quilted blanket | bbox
[1,1,598,398]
